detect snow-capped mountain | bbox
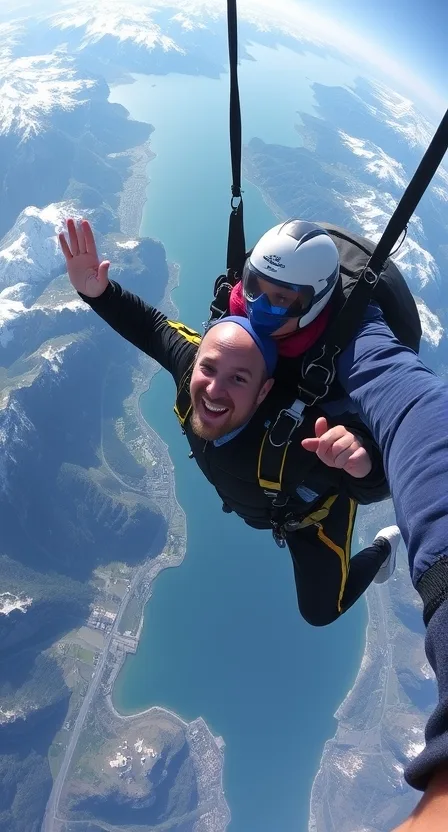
[0,203,91,349]
[341,188,440,291]
[0,289,27,348]
[48,1,186,51]
[0,6,445,831]
[0,47,97,140]
[433,167,448,203]
[362,80,436,150]
[0,397,36,489]
[0,203,79,290]
[335,133,445,296]
[1,0,443,159]
[0,21,24,59]
[339,131,408,189]
[415,298,444,348]
[36,0,444,119]
[0,592,33,616]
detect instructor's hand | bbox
[59,218,110,298]
[302,417,372,479]
[391,766,448,831]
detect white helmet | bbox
[242,219,340,333]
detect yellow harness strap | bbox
[167,320,201,427]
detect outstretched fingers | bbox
[67,218,80,256]
[59,217,98,260]
[77,222,87,255]
[59,231,73,261]
[82,219,98,257]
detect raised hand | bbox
[59,218,110,298]
[301,416,372,479]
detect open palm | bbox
[59,218,110,298]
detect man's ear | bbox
[257,377,275,405]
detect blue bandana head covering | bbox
[208,315,278,377]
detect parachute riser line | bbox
[368,108,448,275]
[296,263,380,404]
[300,108,448,403]
[226,0,246,275]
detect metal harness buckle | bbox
[271,524,287,549]
[300,345,341,406]
[269,399,306,448]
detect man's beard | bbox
[189,393,260,441]
[190,407,233,441]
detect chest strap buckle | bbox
[269,399,306,448]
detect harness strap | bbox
[174,365,194,427]
[368,108,448,277]
[226,0,246,279]
[296,267,377,406]
[270,493,340,549]
[209,273,234,322]
[257,399,307,491]
[223,3,447,407]
[298,107,448,406]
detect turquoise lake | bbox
[110,43,367,832]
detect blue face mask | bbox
[245,295,291,336]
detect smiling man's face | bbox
[189,322,274,441]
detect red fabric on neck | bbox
[229,281,331,357]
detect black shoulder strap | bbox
[368,109,448,277]
[226,0,246,281]
[298,107,448,407]
[209,272,234,321]
[257,399,307,492]
[297,268,377,406]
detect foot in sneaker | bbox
[373,525,401,584]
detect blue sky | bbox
[315,0,447,108]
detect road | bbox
[41,566,144,832]
[42,368,183,831]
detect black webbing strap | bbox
[297,107,448,406]
[209,273,233,321]
[258,427,290,492]
[226,0,246,278]
[296,266,378,406]
[368,108,448,277]
[257,401,316,500]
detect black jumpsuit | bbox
[82,281,391,627]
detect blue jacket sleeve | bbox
[336,303,448,791]
[337,303,448,592]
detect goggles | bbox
[242,260,315,322]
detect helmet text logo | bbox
[263,254,285,269]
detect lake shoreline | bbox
[112,114,231,828]
[107,64,377,832]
